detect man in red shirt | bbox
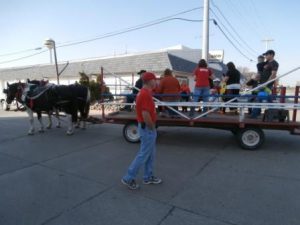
[122,72,162,190]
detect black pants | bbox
[222,89,240,112]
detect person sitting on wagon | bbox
[121,70,146,111]
[209,78,221,103]
[157,69,181,117]
[180,80,191,112]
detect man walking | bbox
[121,72,162,190]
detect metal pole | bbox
[49,49,53,64]
[292,86,299,122]
[101,67,105,120]
[262,39,274,50]
[202,0,209,61]
[52,41,59,85]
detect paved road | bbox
[0,110,300,225]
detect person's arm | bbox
[268,61,279,85]
[223,76,229,83]
[269,70,277,81]
[208,68,215,80]
[142,111,155,130]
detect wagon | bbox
[89,67,300,150]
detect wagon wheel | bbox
[236,127,265,150]
[123,122,140,143]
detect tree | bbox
[79,72,113,103]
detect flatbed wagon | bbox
[89,67,300,150]
[98,106,300,150]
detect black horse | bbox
[50,84,90,134]
[5,82,60,134]
[5,81,90,135]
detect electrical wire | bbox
[0,7,203,65]
[0,47,43,58]
[58,17,205,48]
[210,8,257,58]
[211,1,258,56]
[57,7,203,47]
[212,19,254,62]
[0,49,48,65]
[225,0,264,38]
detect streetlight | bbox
[44,38,59,84]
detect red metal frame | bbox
[292,86,299,122]
[280,87,286,103]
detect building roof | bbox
[0,47,226,81]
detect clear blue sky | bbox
[0,0,299,85]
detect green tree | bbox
[79,72,113,103]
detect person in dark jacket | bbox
[222,62,241,114]
[121,70,146,111]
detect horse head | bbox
[5,82,25,104]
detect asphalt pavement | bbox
[0,110,300,225]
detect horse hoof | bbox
[75,125,80,129]
[56,125,61,128]
[66,131,74,136]
[28,132,34,135]
[39,130,45,133]
[46,126,51,129]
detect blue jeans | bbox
[190,87,210,115]
[123,123,157,182]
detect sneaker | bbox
[143,176,163,185]
[121,179,140,190]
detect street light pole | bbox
[44,38,59,85]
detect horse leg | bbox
[26,107,35,135]
[75,113,81,129]
[66,113,74,135]
[37,112,45,133]
[54,108,61,128]
[5,102,10,111]
[46,112,52,129]
[80,108,87,130]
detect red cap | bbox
[142,72,156,81]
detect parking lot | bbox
[1,110,300,225]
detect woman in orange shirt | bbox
[157,69,181,117]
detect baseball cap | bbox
[137,70,146,75]
[263,50,275,56]
[142,72,156,81]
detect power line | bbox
[0,49,48,65]
[248,0,271,36]
[212,19,254,62]
[0,7,203,65]
[210,8,257,58]
[58,18,204,48]
[211,1,258,56]
[57,7,203,48]
[224,0,264,39]
[0,47,43,58]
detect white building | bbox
[0,46,226,99]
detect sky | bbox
[0,0,299,86]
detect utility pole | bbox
[202,0,210,61]
[262,38,274,50]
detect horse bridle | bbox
[15,83,25,102]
